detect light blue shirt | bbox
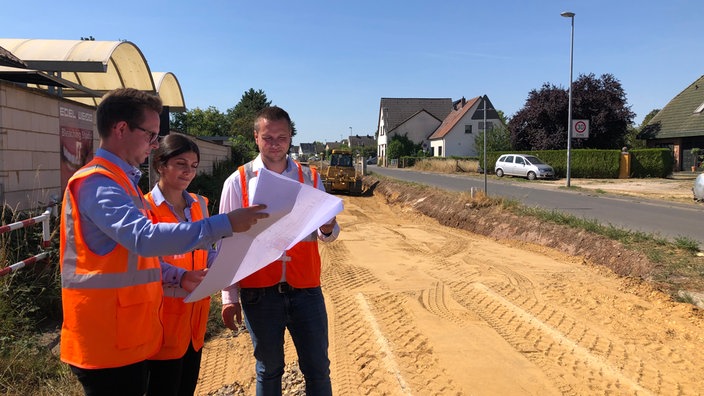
[76,148,232,285]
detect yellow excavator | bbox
[322,149,363,195]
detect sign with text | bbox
[59,103,94,191]
[571,119,590,139]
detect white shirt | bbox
[220,155,340,304]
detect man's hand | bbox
[319,216,337,235]
[180,269,207,292]
[221,303,243,331]
[227,204,268,233]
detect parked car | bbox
[366,156,378,165]
[494,154,554,180]
[693,173,704,202]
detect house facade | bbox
[297,142,326,160]
[638,75,704,170]
[428,95,502,158]
[377,98,452,166]
[348,134,375,151]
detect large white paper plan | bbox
[184,167,343,302]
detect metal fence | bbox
[0,202,58,277]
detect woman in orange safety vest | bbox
[144,134,216,396]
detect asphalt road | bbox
[368,165,704,245]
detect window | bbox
[479,121,494,131]
[438,146,443,156]
[695,101,704,114]
[465,125,472,134]
[515,156,525,165]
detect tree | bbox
[170,106,230,137]
[387,134,421,160]
[475,110,512,154]
[624,108,660,149]
[225,88,297,139]
[508,73,635,150]
[229,135,258,166]
[171,87,294,143]
[226,89,272,138]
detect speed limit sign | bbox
[572,119,589,139]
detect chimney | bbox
[461,97,466,106]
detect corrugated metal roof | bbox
[0,39,185,111]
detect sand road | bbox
[196,192,704,395]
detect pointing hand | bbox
[227,204,268,233]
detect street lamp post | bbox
[561,11,575,187]
[483,96,488,194]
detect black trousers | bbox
[146,342,203,396]
[70,361,149,396]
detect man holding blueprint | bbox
[219,106,339,396]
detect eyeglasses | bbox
[132,125,159,144]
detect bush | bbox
[630,148,674,178]
[483,148,673,178]
[188,159,238,214]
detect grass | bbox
[413,158,480,174]
[1,204,72,395]
[502,199,704,297]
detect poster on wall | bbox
[59,102,94,191]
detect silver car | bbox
[494,154,554,180]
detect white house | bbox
[428,95,502,157]
[377,98,452,166]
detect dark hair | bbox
[254,106,292,132]
[151,134,200,177]
[96,88,163,138]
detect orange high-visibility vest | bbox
[60,157,163,369]
[238,161,322,288]
[144,192,211,359]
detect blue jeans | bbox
[241,284,332,396]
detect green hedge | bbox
[629,149,675,178]
[482,148,673,179]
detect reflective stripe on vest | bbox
[61,162,160,289]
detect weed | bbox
[674,236,700,253]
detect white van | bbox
[494,154,554,180]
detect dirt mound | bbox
[367,176,654,281]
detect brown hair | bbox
[96,88,163,138]
[254,106,292,132]
[151,134,200,177]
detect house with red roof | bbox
[428,95,502,158]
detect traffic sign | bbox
[572,119,589,139]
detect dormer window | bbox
[695,101,704,114]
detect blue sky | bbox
[3,1,703,145]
